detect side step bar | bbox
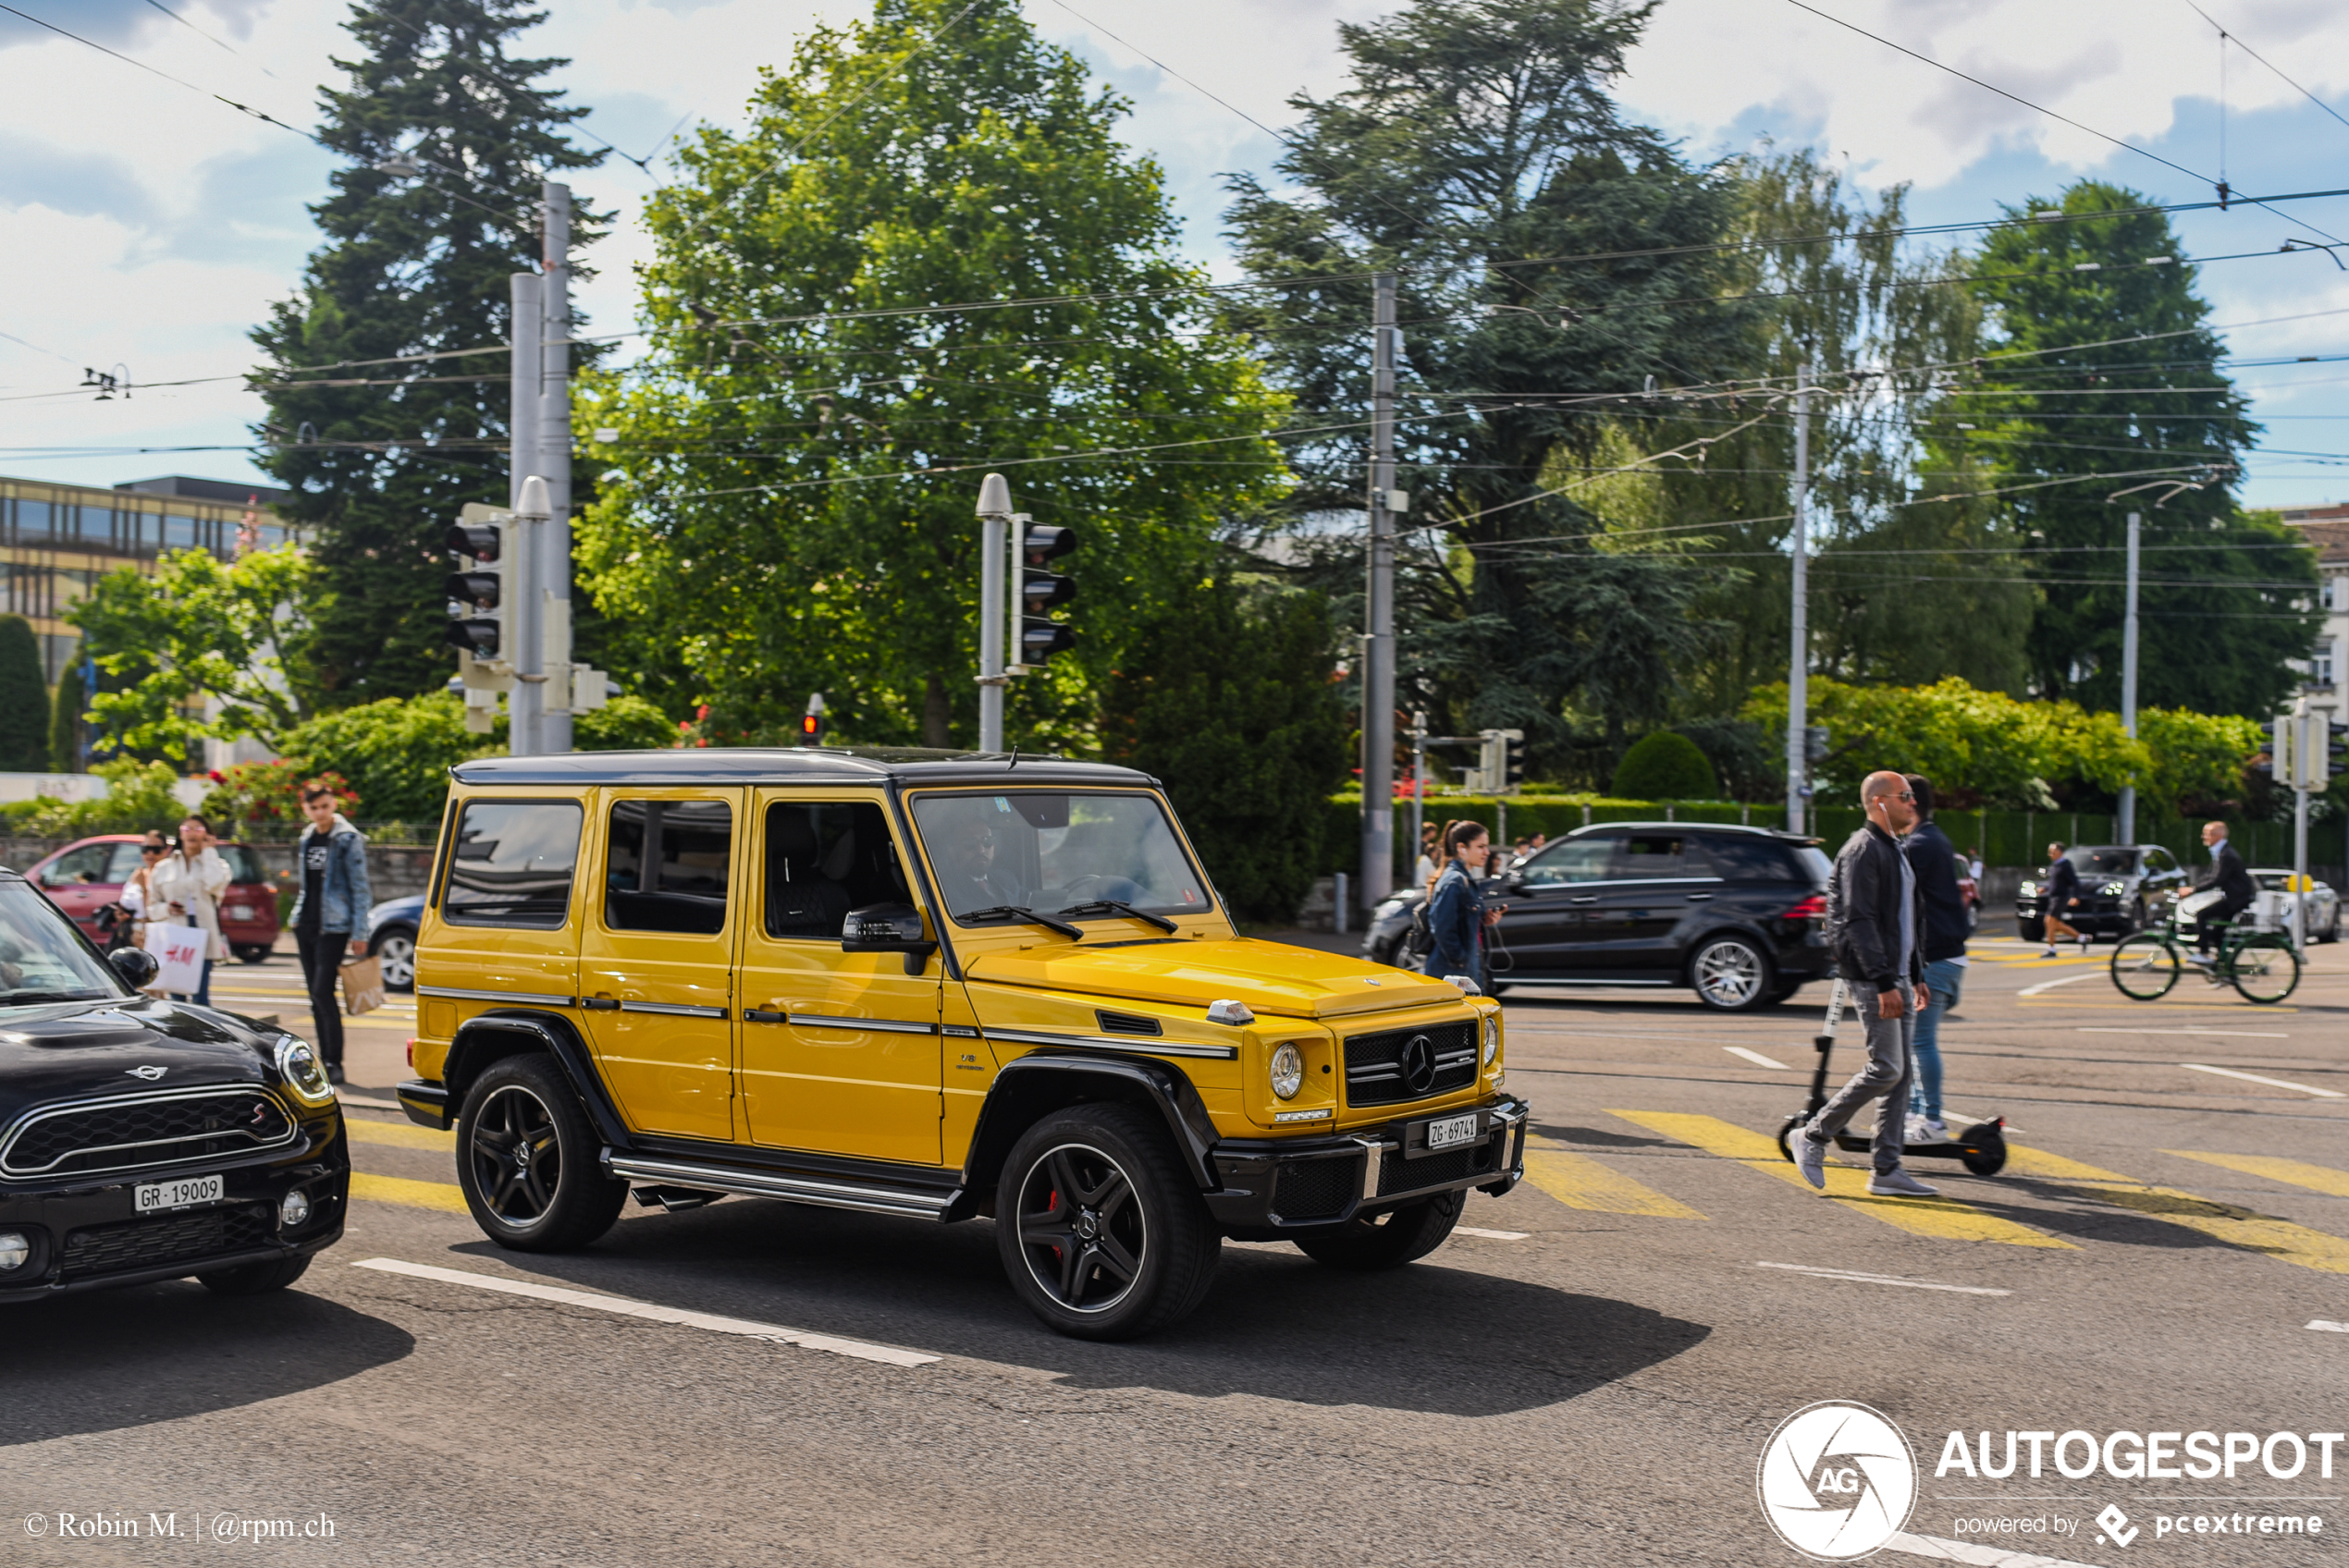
[603,1152,958,1222]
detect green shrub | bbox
[576,694,677,751]
[1611,730,1716,801]
[18,758,186,837]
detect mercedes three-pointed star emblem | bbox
[1398,1034,1436,1095]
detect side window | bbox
[605,799,732,936]
[1703,835,1794,882]
[2146,847,2178,875]
[763,801,905,939]
[41,844,113,887]
[1518,835,1617,887]
[441,800,583,928]
[104,842,147,883]
[1615,832,1709,879]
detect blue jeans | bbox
[1908,957,1965,1121]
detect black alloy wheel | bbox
[1689,936,1777,1011]
[197,1254,313,1294]
[456,1055,625,1252]
[1293,1189,1463,1270]
[996,1105,1218,1341]
[373,925,418,991]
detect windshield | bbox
[911,791,1211,925]
[0,882,124,1005]
[2064,848,2138,875]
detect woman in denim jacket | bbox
[1423,819,1501,991]
[291,785,372,1084]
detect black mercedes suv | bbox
[2015,843,2188,941]
[0,869,347,1300]
[1366,822,1832,1011]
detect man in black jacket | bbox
[2040,841,2083,959]
[1799,770,1937,1197]
[2188,820,2257,962]
[1901,776,1969,1144]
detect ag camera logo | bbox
[1758,1401,1919,1560]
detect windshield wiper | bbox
[960,905,1085,939]
[1054,899,1178,934]
[0,990,112,1006]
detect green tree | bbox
[0,617,49,771]
[1101,582,1348,922]
[252,0,605,704]
[1611,730,1715,800]
[46,661,83,774]
[1947,180,2315,715]
[68,547,314,761]
[578,0,1286,747]
[1223,0,1757,767]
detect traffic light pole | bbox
[976,474,1011,753]
[2118,510,2140,844]
[539,181,574,753]
[508,272,543,757]
[1360,274,1398,914]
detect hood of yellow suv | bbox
[963,937,1462,1020]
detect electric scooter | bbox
[1773,979,2008,1176]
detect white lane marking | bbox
[351,1258,939,1366]
[2017,971,2104,997]
[1455,1226,1528,1241]
[1754,1262,2011,1296]
[1888,1531,2104,1567]
[2180,1062,2345,1098]
[2078,1026,2289,1038]
[1724,1045,1790,1070]
[2311,1319,2349,1333]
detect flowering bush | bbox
[201,761,358,831]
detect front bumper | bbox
[2016,894,2131,933]
[1203,1095,1529,1237]
[0,1111,348,1302]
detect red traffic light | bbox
[799,713,823,742]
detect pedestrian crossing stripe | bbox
[1606,1111,2072,1249]
[2163,1150,2349,1199]
[1521,1136,1706,1219]
[344,1118,456,1151]
[350,1172,471,1214]
[2003,1145,2349,1274]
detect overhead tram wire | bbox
[2180,2,2349,141]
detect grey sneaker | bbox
[1796,1133,1827,1190]
[1868,1169,1939,1198]
[1906,1117,1950,1145]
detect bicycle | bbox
[2108,913,2300,1004]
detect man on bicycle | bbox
[2186,820,2255,970]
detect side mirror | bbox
[110,947,159,989]
[842,903,939,976]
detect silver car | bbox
[2246,870,2341,943]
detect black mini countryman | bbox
[0,869,348,1300]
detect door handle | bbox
[583,997,620,1011]
[1569,895,1599,904]
[1685,893,1714,901]
[742,1009,786,1023]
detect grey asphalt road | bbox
[2,937,2343,1567]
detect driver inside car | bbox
[949,823,1028,913]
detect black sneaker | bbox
[326,1063,347,1085]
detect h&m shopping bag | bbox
[141,922,207,995]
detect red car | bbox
[25,833,281,963]
[1955,851,1982,932]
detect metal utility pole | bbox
[507,271,543,757]
[976,473,1011,753]
[1784,364,1812,835]
[511,475,550,755]
[1410,710,1428,877]
[539,182,575,753]
[1360,274,1398,913]
[2118,510,2141,844]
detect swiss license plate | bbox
[1425,1112,1480,1151]
[136,1173,223,1213]
[226,904,254,920]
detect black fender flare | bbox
[957,1053,1220,1217]
[443,1011,633,1149]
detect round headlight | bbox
[0,1231,28,1271]
[1482,1013,1500,1067]
[274,1035,336,1106]
[1269,1041,1303,1100]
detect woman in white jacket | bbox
[148,815,230,1006]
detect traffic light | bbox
[1502,729,1527,792]
[2330,721,2348,780]
[1804,726,1831,766]
[1015,520,1076,668]
[799,692,825,746]
[443,506,512,661]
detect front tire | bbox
[2109,933,2180,1000]
[1689,935,1775,1011]
[996,1105,1219,1341]
[456,1055,626,1253]
[231,945,272,965]
[1294,1189,1463,1270]
[2019,916,2045,944]
[197,1254,313,1295]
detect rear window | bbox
[219,845,267,885]
[440,800,582,928]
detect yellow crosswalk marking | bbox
[1608,1110,2072,1248]
[1521,1138,1705,1219]
[2164,1150,2349,1198]
[350,1172,470,1213]
[345,1118,455,1151]
[2006,1145,2349,1273]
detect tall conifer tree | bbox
[0,617,50,772]
[252,0,603,703]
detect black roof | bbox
[1564,819,1815,842]
[449,747,1158,789]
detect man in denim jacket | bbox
[291,785,372,1084]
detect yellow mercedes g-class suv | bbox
[398,750,1527,1339]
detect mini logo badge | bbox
[2096,1504,2139,1548]
[1757,1401,1917,1561]
[125,1065,166,1081]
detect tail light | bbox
[405,1038,416,1068]
[1782,894,1827,921]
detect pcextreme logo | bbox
[1758,1401,1920,1561]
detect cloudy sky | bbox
[6,0,2349,508]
